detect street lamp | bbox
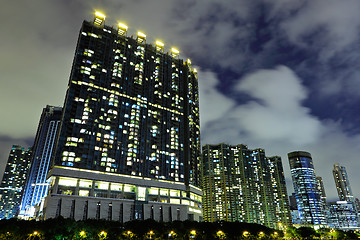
[243,231,250,238]
[124,230,134,239]
[190,230,196,239]
[147,230,155,239]
[168,230,177,239]
[99,230,107,239]
[258,231,265,238]
[27,231,41,240]
[217,230,226,239]
[79,231,87,239]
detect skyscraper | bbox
[201,143,291,229]
[43,12,201,221]
[333,163,353,202]
[288,151,325,225]
[316,176,326,204]
[268,156,293,228]
[316,176,327,217]
[19,106,62,219]
[201,144,240,222]
[0,145,32,219]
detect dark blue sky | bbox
[1,0,360,200]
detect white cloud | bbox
[198,70,235,127]
[280,1,360,60]
[202,66,322,145]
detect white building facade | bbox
[42,166,202,222]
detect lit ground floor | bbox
[42,166,202,222]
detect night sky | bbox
[1,0,360,201]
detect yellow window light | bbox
[156,41,165,47]
[118,22,128,30]
[171,48,180,54]
[137,32,146,38]
[95,12,106,20]
[193,68,197,73]
[187,59,191,64]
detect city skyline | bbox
[1,1,360,201]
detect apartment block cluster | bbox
[0,12,359,231]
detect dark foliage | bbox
[0,217,357,239]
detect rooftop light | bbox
[95,12,106,20]
[156,41,164,47]
[118,23,128,30]
[137,32,146,38]
[171,48,180,54]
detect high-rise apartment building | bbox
[333,163,353,202]
[355,198,360,213]
[316,176,326,204]
[43,12,201,221]
[201,144,291,229]
[288,151,325,225]
[268,156,293,229]
[19,106,62,219]
[201,144,240,222]
[316,176,327,217]
[0,146,32,219]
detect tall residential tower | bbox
[19,106,62,219]
[43,13,201,221]
[202,144,291,229]
[288,151,325,225]
[333,163,353,202]
[0,146,32,219]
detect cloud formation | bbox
[200,66,322,145]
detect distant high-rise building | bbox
[268,156,293,228]
[333,163,353,202]
[355,198,360,220]
[43,12,201,222]
[19,106,62,219]
[288,151,326,225]
[316,176,327,215]
[355,198,360,213]
[316,176,326,203]
[0,146,32,219]
[202,143,291,229]
[201,144,240,222]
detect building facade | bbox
[288,151,326,225]
[268,156,293,229]
[0,146,32,219]
[333,163,354,202]
[43,12,201,221]
[19,106,62,219]
[326,201,359,230]
[201,143,291,229]
[201,144,240,222]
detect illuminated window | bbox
[79,190,89,197]
[79,180,92,188]
[58,178,77,187]
[95,181,109,190]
